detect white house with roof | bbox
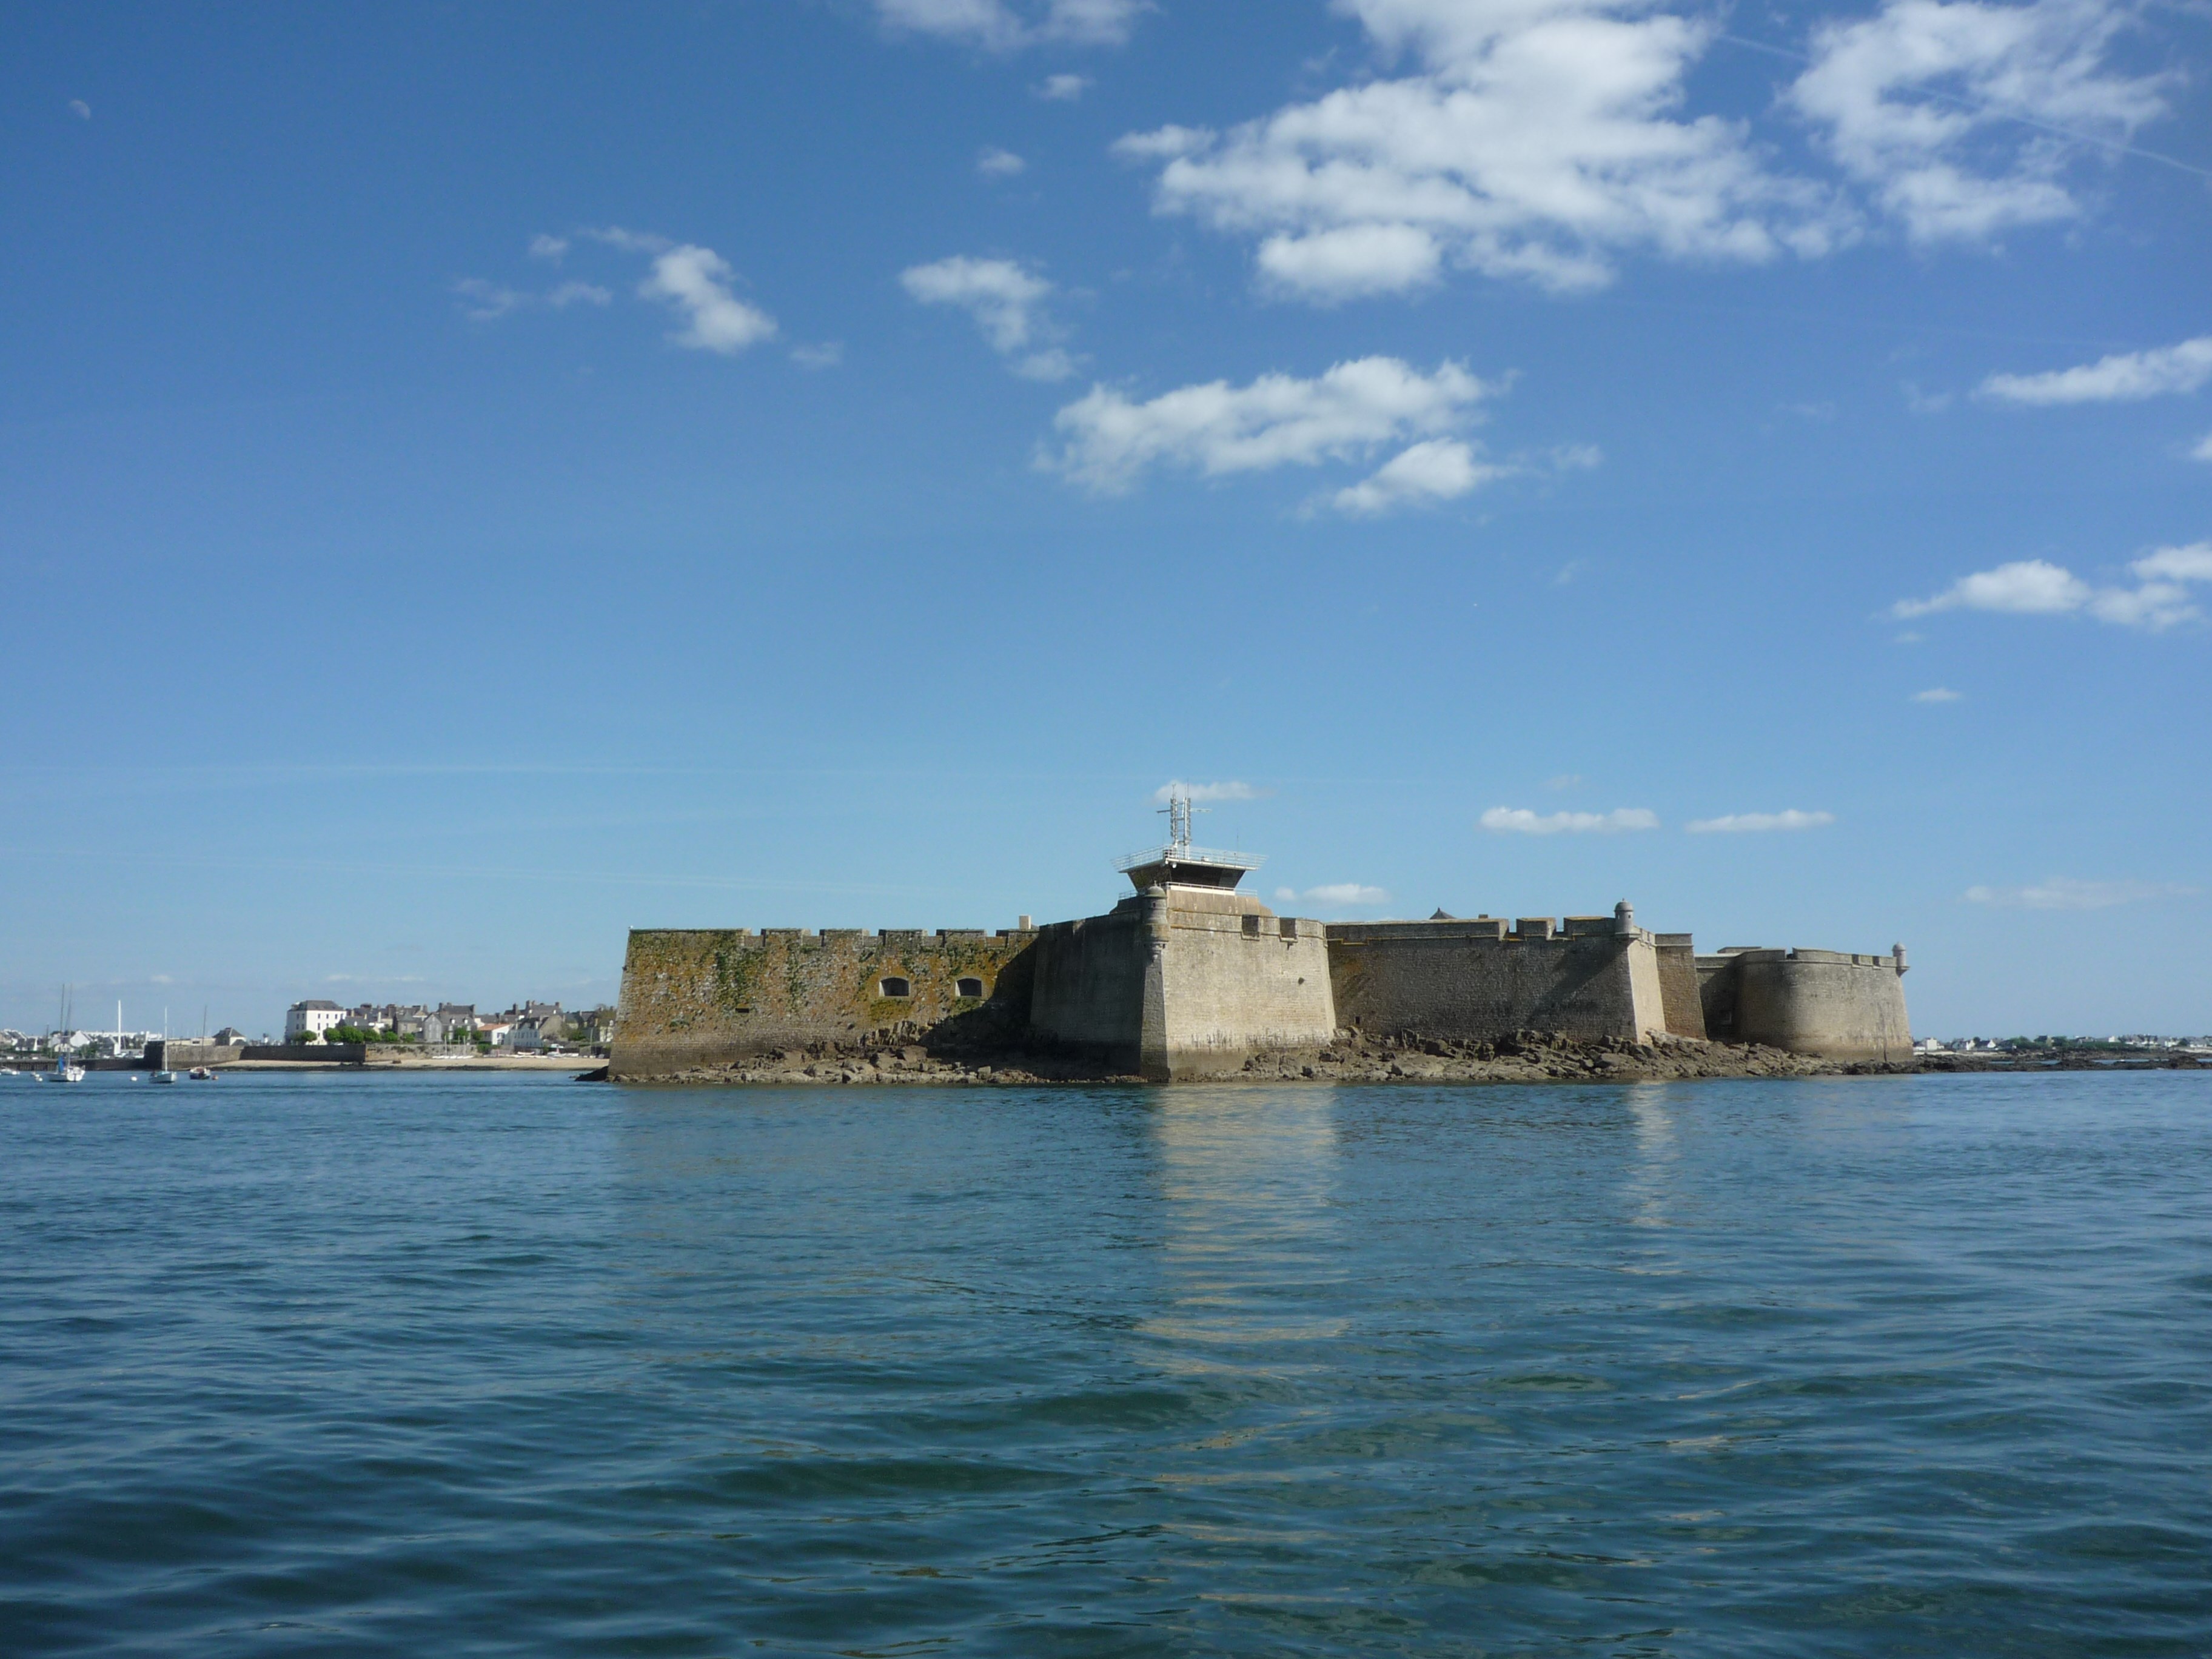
[284,999,346,1041]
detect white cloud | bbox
[1480,806,1659,834]
[1686,809,1836,833]
[1913,686,1963,702]
[2085,580,2197,631]
[637,244,777,354]
[1279,882,1391,907]
[1258,224,1444,301]
[1790,0,2173,243]
[1895,545,2211,631]
[1966,877,2195,910]
[1154,779,1263,803]
[1116,0,1842,301]
[978,146,1028,176]
[2134,543,2212,584]
[528,233,570,260]
[1980,337,2212,405]
[876,0,1145,50]
[580,226,670,254]
[453,278,612,321]
[1036,72,1091,100]
[1894,557,2089,616]
[902,255,1074,380]
[2194,432,2212,463]
[1048,356,1495,495]
[1332,438,1506,515]
[791,341,845,369]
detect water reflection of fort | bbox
[1140,1090,1349,1353]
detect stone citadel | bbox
[611,797,1911,1082]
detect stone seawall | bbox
[1325,917,1667,1045]
[612,927,1036,1079]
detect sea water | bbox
[2,1070,2208,1656]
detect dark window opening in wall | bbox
[879,977,911,998]
[956,977,985,999]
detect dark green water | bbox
[4,1070,2208,1655]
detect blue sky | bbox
[3,0,2207,1038]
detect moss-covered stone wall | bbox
[611,927,1036,1078]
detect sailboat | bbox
[151,1007,179,1084]
[45,985,85,1083]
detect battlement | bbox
[611,925,1039,1076]
[640,926,1037,945]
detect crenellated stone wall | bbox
[611,926,1036,1079]
[1324,914,1669,1045]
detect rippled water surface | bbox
[4,1070,2210,1655]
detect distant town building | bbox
[284,1000,346,1041]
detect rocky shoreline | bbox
[595,1028,2212,1086]
[605,1030,1939,1087]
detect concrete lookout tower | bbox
[1023,788,1337,1080]
[1114,788,1265,893]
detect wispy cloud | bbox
[1894,545,2212,631]
[464,230,776,355]
[1035,72,1090,100]
[1277,882,1389,907]
[902,255,1075,380]
[1966,877,2196,910]
[1686,809,1835,833]
[1154,779,1262,803]
[1480,806,1658,834]
[791,341,844,369]
[977,146,1027,177]
[875,0,1145,51]
[452,277,611,321]
[1048,357,1508,512]
[1980,337,2212,406]
[1913,686,1962,703]
[1791,0,2173,244]
[2192,432,2212,463]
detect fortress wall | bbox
[1727,950,1912,1062]
[1159,903,1337,1079]
[1324,922,1667,1043]
[1654,935,1708,1040]
[150,1042,246,1068]
[1697,955,1742,1042]
[611,927,1034,1078]
[1027,908,1148,1071]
